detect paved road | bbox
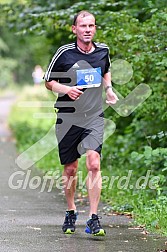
[0,93,166,252]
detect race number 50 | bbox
[85,74,94,83]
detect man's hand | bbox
[106,88,119,105]
[67,86,83,100]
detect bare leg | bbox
[86,150,102,216]
[62,160,78,211]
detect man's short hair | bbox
[73,10,95,26]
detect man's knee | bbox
[64,160,78,176]
[86,151,100,173]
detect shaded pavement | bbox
[0,93,166,252]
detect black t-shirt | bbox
[44,41,110,115]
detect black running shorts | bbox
[55,113,104,165]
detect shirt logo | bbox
[72,63,80,68]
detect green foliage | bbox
[0,37,17,88]
[133,194,167,234]
[0,37,9,52]
[0,57,17,88]
[131,146,167,172]
[0,27,51,85]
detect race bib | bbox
[76,67,102,88]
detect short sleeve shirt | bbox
[44,41,110,115]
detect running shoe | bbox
[62,210,78,234]
[85,214,106,236]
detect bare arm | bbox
[45,80,83,100]
[103,71,112,90]
[103,72,119,104]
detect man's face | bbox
[72,14,96,44]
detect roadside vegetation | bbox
[1,0,166,235]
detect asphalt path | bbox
[0,93,166,252]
